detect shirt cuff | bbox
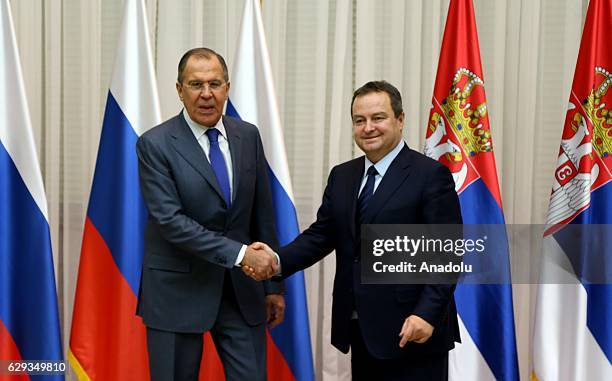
[272,251,281,275]
[235,244,247,266]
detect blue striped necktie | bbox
[205,128,231,207]
[357,165,378,224]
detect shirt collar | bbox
[364,140,405,178]
[182,109,227,141]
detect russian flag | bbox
[0,0,63,379]
[68,0,161,379]
[424,1,519,380]
[533,0,612,379]
[203,0,315,380]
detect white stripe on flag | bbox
[449,316,496,381]
[109,0,161,136]
[533,237,612,381]
[229,0,295,201]
[0,0,48,220]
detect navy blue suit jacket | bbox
[136,113,283,333]
[279,144,461,359]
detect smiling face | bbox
[352,91,404,163]
[176,55,230,127]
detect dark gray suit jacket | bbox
[136,113,283,333]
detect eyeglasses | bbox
[183,80,226,92]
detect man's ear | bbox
[176,81,184,102]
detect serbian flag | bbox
[198,0,316,380]
[68,0,161,379]
[0,0,64,379]
[424,0,519,380]
[532,0,612,379]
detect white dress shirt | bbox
[358,139,405,196]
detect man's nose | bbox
[199,85,214,98]
[363,120,375,132]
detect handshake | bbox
[240,242,279,281]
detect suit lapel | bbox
[169,114,226,203]
[362,145,413,224]
[349,157,366,241]
[223,116,242,202]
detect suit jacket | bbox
[279,144,462,359]
[136,113,283,333]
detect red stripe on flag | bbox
[267,330,297,381]
[198,329,296,380]
[199,333,225,380]
[0,320,29,381]
[427,0,503,207]
[200,330,295,381]
[69,218,149,380]
[71,220,296,380]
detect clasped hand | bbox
[241,242,278,281]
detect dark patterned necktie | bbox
[356,166,378,224]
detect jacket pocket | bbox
[147,254,191,273]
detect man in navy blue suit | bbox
[248,81,462,380]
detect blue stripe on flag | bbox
[456,179,519,381]
[267,167,316,381]
[554,182,612,361]
[267,166,300,246]
[226,99,240,122]
[87,91,147,295]
[0,141,63,381]
[455,284,518,381]
[227,100,315,381]
[458,179,505,225]
[582,283,612,362]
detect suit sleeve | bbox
[137,135,242,268]
[413,164,463,327]
[277,167,337,278]
[249,128,285,294]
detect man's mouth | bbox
[363,135,380,141]
[197,105,216,114]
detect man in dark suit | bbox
[136,48,284,381]
[247,81,462,380]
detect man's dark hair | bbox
[177,47,229,83]
[351,80,403,118]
